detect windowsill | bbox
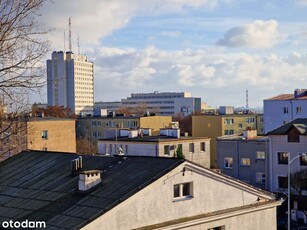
[173,196,193,202]
[224,167,232,170]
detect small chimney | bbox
[78,170,102,192]
[243,130,257,139]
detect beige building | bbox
[98,128,211,168]
[192,113,264,168]
[77,115,172,144]
[27,117,76,152]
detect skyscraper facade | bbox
[47,51,94,116]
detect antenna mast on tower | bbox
[68,17,72,51]
[77,36,80,55]
[246,89,249,109]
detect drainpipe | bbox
[290,100,293,121]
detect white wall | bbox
[82,163,278,230]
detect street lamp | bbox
[288,152,306,230]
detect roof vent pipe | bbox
[71,156,83,176]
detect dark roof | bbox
[0,151,183,229]
[266,118,307,135]
[100,135,210,142]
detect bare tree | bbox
[76,137,97,155]
[0,0,50,159]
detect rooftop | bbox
[0,151,183,229]
[266,118,307,135]
[99,135,210,142]
[217,134,268,142]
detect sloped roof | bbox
[266,118,307,135]
[265,93,307,101]
[0,151,183,229]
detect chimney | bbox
[78,170,102,192]
[243,130,257,139]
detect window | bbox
[278,176,287,189]
[208,227,225,230]
[256,151,265,159]
[224,118,234,124]
[224,129,234,135]
[91,121,96,126]
[238,123,243,128]
[42,147,48,151]
[288,128,300,142]
[296,107,302,114]
[283,107,289,114]
[241,158,251,166]
[300,154,307,166]
[200,142,206,152]
[164,145,170,155]
[189,143,194,153]
[42,130,48,139]
[246,117,255,124]
[224,157,233,169]
[278,152,289,164]
[256,172,266,184]
[173,182,193,200]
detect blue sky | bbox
[38,0,307,108]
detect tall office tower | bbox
[47,51,94,116]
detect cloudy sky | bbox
[38,0,307,108]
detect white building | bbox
[47,51,94,116]
[98,128,211,168]
[121,92,201,116]
[264,89,307,133]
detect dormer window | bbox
[288,127,300,142]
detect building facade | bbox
[264,89,307,134]
[94,101,122,116]
[47,51,94,116]
[98,128,211,168]
[76,115,172,144]
[121,92,201,116]
[216,131,269,190]
[27,117,76,153]
[192,113,264,168]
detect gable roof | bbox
[0,151,183,229]
[266,118,307,135]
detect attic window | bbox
[173,182,193,201]
[288,127,300,142]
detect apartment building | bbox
[76,115,172,144]
[192,113,264,168]
[216,130,269,190]
[264,89,307,133]
[47,51,94,116]
[121,91,201,116]
[266,118,307,193]
[27,117,76,153]
[0,150,281,230]
[98,128,211,168]
[94,101,122,116]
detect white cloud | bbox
[89,46,307,107]
[216,20,285,48]
[41,0,227,50]
[295,0,307,6]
